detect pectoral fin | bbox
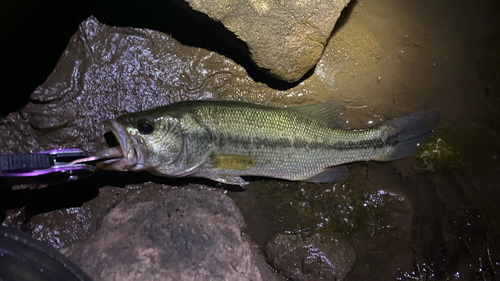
[303,166,349,183]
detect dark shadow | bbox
[0,170,250,218]
[331,0,357,37]
[0,0,355,117]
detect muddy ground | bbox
[2,0,500,280]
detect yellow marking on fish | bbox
[213,155,257,170]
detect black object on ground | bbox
[0,226,92,281]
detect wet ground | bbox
[2,0,500,280]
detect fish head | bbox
[96,111,183,172]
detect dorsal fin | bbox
[286,101,348,129]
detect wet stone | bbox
[265,230,356,281]
[64,188,263,281]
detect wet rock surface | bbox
[266,230,356,281]
[0,16,256,155]
[184,0,351,82]
[64,187,263,281]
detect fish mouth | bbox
[95,120,146,171]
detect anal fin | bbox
[303,165,349,183]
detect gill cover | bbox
[153,113,213,177]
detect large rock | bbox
[185,0,351,82]
[0,16,255,155]
[65,188,262,280]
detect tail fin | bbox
[377,109,440,161]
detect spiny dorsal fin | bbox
[286,101,348,129]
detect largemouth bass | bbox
[96,100,440,185]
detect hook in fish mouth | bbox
[94,120,145,171]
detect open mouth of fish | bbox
[94,120,146,171]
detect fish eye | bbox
[137,119,154,134]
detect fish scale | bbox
[184,102,400,180]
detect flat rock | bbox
[185,0,351,82]
[65,188,263,281]
[266,230,356,281]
